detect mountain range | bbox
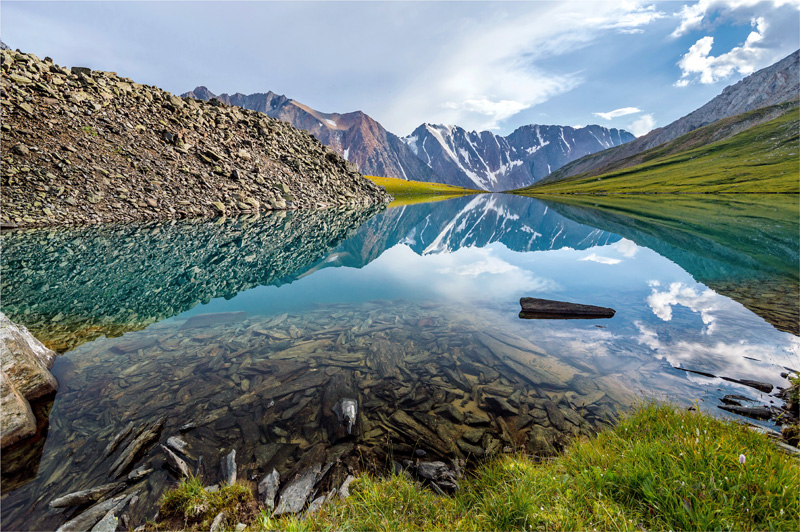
[402,123,633,191]
[182,87,634,191]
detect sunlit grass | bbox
[366,175,483,197]
[195,403,798,531]
[517,106,799,194]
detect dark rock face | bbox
[0,49,389,228]
[545,49,800,182]
[402,123,634,191]
[183,87,441,184]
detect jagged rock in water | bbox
[258,469,280,510]
[274,463,321,516]
[718,405,774,421]
[103,422,135,457]
[161,445,191,479]
[165,436,189,456]
[55,492,135,532]
[49,482,125,508]
[109,418,165,478]
[89,511,118,532]
[220,449,236,485]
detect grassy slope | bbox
[158,404,799,531]
[515,105,799,194]
[366,175,483,196]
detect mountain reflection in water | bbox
[1,193,797,531]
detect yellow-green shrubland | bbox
[158,403,799,531]
[366,175,483,196]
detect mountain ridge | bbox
[541,49,800,184]
[404,122,634,191]
[183,86,442,184]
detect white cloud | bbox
[671,0,799,37]
[383,2,666,133]
[628,113,656,136]
[593,107,642,120]
[675,18,772,85]
[443,98,529,123]
[579,253,622,265]
[647,282,720,334]
[615,238,639,258]
[671,1,800,86]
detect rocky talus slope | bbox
[0,49,389,228]
[183,86,442,185]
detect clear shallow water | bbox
[1,193,798,530]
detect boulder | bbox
[0,313,59,448]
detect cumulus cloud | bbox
[615,238,639,258]
[628,113,656,136]
[593,107,642,120]
[672,0,800,86]
[647,282,721,334]
[384,2,666,133]
[675,17,772,86]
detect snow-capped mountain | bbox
[402,123,634,191]
[182,86,440,183]
[319,193,621,271]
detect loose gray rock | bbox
[161,445,191,479]
[258,469,280,510]
[221,449,236,485]
[49,482,124,508]
[273,463,321,516]
[209,512,225,532]
[89,511,118,532]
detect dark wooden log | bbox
[519,298,615,319]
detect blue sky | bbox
[2,1,798,137]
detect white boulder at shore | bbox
[0,312,59,448]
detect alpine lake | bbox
[2,193,798,530]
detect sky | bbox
[2,1,799,137]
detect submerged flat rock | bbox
[519,297,615,319]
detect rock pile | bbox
[0,48,389,228]
[0,312,59,448]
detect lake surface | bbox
[2,193,798,530]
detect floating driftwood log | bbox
[519,297,616,319]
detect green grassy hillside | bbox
[366,175,483,196]
[515,104,799,194]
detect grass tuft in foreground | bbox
[159,404,799,531]
[155,477,258,531]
